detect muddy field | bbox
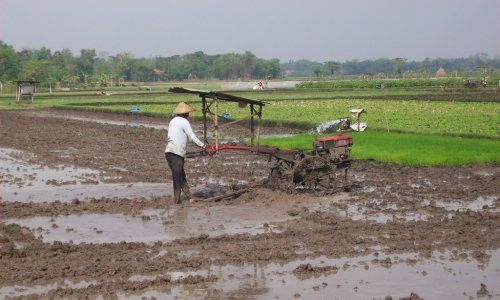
[0,109,499,299]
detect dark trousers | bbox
[165,152,192,203]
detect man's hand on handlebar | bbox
[204,144,217,156]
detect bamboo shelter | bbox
[168,87,266,148]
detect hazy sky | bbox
[1,0,499,62]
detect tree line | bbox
[283,55,499,78]
[0,41,280,87]
[1,40,498,88]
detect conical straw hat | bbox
[173,102,194,114]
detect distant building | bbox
[436,67,447,77]
[153,69,165,81]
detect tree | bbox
[0,41,20,81]
[264,59,281,78]
[392,57,407,77]
[281,59,324,77]
[313,68,323,78]
[76,49,97,82]
[241,51,256,79]
[19,59,53,82]
[324,61,339,77]
[34,46,51,60]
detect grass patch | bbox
[1,87,498,139]
[58,97,499,138]
[1,85,498,166]
[259,131,500,166]
[295,77,499,89]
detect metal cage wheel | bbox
[268,159,296,193]
[293,156,334,193]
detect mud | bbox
[0,109,277,187]
[25,110,170,131]
[5,196,320,244]
[25,108,302,138]
[1,217,498,299]
[0,109,499,299]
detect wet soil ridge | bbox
[0,197,168,218]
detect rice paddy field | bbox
[1,82,499,165]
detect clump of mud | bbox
[176,274,218,284]
[476,283,490,298]
[0,223,40,259]
[372,257,393,268]
[293,263,338,279]
[397,292,423,300]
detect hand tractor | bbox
[188,133,353,194]
[169,87,358,197]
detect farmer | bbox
[165,102,213,204]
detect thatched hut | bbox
[436,67,447,77]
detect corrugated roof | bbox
[13,80,40,83]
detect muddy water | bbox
[431,196,498,212]
[118,250,500,299]
[0,147,101,189]
[0,147,171,202]
[6,195,345,244]
[6,208,280,244]
[342,202,428,223]
[2,238,498,299]
[334,196,498,224]
[2,182,169,203]
[0,279,97,299]
[28,111,170,130]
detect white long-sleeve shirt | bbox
[165,116,205,157]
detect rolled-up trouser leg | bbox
[165,152,184,204]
